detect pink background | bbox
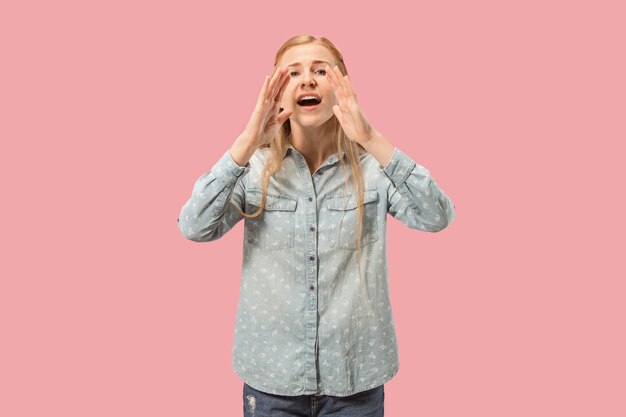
[2,0,625,416]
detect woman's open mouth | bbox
[297,95,322,111]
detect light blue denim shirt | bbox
[178,144,456,396]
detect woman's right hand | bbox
[243,66,292,148]
[229,66,291,167]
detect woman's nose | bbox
[302,74,316,86]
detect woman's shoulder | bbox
[358,150,380,169]
[243,145,283,180]
[249,146,272,167]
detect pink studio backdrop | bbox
[2,1,625,416]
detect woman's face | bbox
[278,43,339,129]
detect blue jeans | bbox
[243,383,384,417]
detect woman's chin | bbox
[291,111,334,127]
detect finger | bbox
[276,71,291,104]
[274,68,289,96]
[326,65,339,91]
[332,104,343,125]
[336,99,349,115]
[325,65,343,102]
[325,65,334,84]
[274,75,290,109]
[338,72,352,100]
[276,107,293,124]
[343,73,357,99]
[266,66,283,101]
[269,95,280,113]
[337,69,354,100]
[257,74,270,106]
[269,67,289,101]
[331,65,347,94]
[271,70,289,104]
[333,67,358,106]
[278,68,290,94]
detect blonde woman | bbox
[178,34,456,417]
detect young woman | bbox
[178,34,456,417]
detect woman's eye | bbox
[289,69,327,77]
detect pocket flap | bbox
[326,190,379,211]
[246,189,297,211]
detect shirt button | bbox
[309,256,315,261]
[310,285,315,290]
[310,226,315,232]
[308,196,313,202]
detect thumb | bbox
[332,105,343,125]
[277,108,293,124]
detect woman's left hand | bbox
[326,65,378,145]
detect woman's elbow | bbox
[177,217,217,242]
[430,209,456,232]
[418,211,455,232]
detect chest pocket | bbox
[244,189,298,250]
[325,190,379,250]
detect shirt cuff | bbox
[380,147,417,188]
[213,150,251,184]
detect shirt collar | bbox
[284,143,347,166]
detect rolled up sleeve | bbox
[381,148,456,232]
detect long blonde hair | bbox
[237,35,368,276]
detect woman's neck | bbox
[289,122,337,174]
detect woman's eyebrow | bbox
[287,60,331,67]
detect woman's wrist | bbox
[359,130,395,168]
[229,133,258,167]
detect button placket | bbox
[292,148,323,391]
[308,250,317,309]
[307,193,318,305]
